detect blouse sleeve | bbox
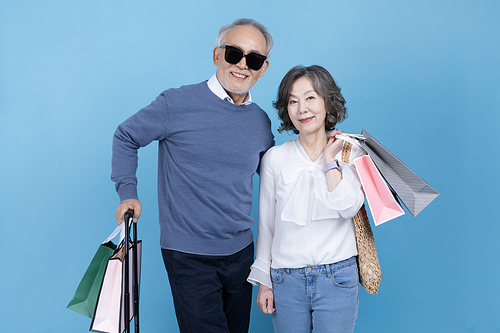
[247,148,276,289]
[311,143,365,220]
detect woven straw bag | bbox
[342,141,381,294]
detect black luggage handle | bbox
[123,209,140,333]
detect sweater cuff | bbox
[117,184,139,202]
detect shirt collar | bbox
[207,73,252,106]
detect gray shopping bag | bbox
[360,129,439,217]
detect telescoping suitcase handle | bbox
[123,210,140,333]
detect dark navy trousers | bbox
[161,242,253,333]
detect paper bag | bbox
[354,155,405,225]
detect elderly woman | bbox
[247,65,365,333]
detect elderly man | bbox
[111,18,274,332]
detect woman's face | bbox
[287,77,327,136]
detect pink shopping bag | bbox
[354,155,405,225]
[90,240,141,333]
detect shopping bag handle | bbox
[124,209,135,225]
[103,221,126,245]
[335,133,367,154]
[102,210,135,245]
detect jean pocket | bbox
[271,268,288,284]
[331,262,359,288]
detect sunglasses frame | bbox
[219,45,267,71]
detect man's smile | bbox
[231,71,248,79]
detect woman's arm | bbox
[323,130,344,192]
[247,149,276,288]
[313,130,365,219]
[256,284,275,314]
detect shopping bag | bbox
[90,224,142,333]
[360,129,440,217]
[67,224,125,318]
[354,155,405,225]
[342,142,381,293]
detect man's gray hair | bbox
[216,18,274,57]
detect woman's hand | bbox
[323,129,344,164]
[256,284,275,315]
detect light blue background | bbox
[1,0,499,332]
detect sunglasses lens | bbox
[246,54,266,71]
[223,46,266,71]
[224,47,244,65]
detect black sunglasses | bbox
[220,45,267,71]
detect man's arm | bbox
[111,92,170,224]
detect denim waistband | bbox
[276,256,357,276]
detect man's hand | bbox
[115,199,142,225]
[256,284,275,315]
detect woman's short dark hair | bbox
[273,65,347,134]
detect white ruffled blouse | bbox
[247,139,365,288]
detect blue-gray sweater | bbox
[112,81,274,255]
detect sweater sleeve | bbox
[111,92,170,202]
[247,148,276,289]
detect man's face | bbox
[213,25,269,104]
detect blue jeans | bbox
[271,256,359,333]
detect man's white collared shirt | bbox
[207,74,252,105]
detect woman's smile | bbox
[299,116,314,123]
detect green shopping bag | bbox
[67,224,124,318]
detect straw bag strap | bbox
[341,141,353,164]
[341,140,381,294]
